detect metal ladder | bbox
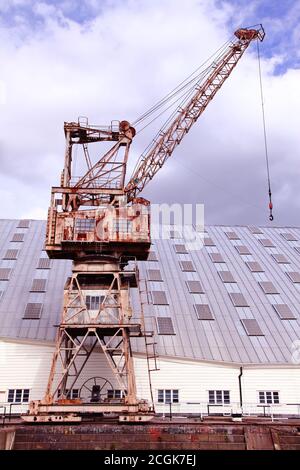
[137,274,160,410]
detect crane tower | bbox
[25,26,265,422]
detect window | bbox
[241,319,264,336]
[30,279,47,292]
[180,261,195,272]
[148,251,158,261]
[11,233,24,242]
[75,218,95,233]
[174,244,188,254]
[208,390,230,404]
[17,220,30,228]
[55,198,63,207]
[258,281,279,294]
[286,271,300,283]
[272,304,296,320]
[0,268,11,280]
[258,391,279,405]
[259,238,275,247]
[248,226,263,234]
[235,245,251,255]
[113,219,132,233]
[157,317,175,335]
[23,303,43,319]
[107,389,126,399]
[157,389,179,404]
[272,254,290,264]
[7,389,30,403]
[245,261,264,272]
[218,271,235,283]
[152,291,169,305]
[194,304,214,320]
[204,237,215,246]
[209,253,225,263]
[57,389,79,399]
[281,233,298,242]
[225,231,239,240]
[229,293,249,307]
[147,269,163,281]
[86,295,104,310]
[37,258,51,269]
[3,249,19,260]
[186,280,204,293]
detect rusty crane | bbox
[25,25,265,422]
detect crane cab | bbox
[46,199,151,260]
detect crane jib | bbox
[124,25,265,202]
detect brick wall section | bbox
[13,422,300,450]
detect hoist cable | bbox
[137,64,212,135]
[131,40,236,175]
[133,38,233,128]
[133,64,212,128]
[257,39,273,221]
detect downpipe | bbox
[238,366,243,411]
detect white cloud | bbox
[0,0,299,226]
[0,80,7,104]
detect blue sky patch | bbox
[218,0,300,74]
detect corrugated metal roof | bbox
[0,219,71,342]
[0,220,300,364]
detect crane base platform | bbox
[22,402,155,423]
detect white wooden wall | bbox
[0,339,299,416]
[0,339,117,413]
[241,368,300,416]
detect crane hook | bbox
[268,193,274,221]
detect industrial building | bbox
[1,218,299,418]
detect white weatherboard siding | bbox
[0,339,300,416]
[241,368,300,415]
[0,339,118,413]
[135,357,300,415]
[134,356,240,415]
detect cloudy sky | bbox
[0,0,299,226]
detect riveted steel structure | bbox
[27,26,265,422]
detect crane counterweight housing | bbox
[27,25,265,423]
